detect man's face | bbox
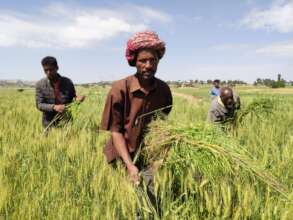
[43,64,58,80]
[214,81,220,88]
[221,94,234,109]
[135,49,159,81]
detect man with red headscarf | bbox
[101,31,172,188]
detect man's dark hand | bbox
[53,104,65,113]
[127,164,140,185]
[76,95,85,103]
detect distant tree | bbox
[254,78,263,86]
[272,74,285,88]
[254,74,286,88]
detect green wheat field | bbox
[0,85,292,219]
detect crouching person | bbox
[101,31,172,213]
[208,87,240,124]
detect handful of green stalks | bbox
[43,89,103,133]
[140,119,291,218]
[236,97,276,124]
[142,120,288,196]
[43,101,81,133]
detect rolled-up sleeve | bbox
[208,110,217,122]
[208,109,222,123]
[35,83,54,112]
[101,86,124,133]
[234,94,241,110]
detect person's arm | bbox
[36,82,65,113]
[101,86,140,184]
[162,85,173,115]
[234,95,241,110]
[70,80,85,103]
[35,83,55,112]
[75,95,85,102]
[112,132,140,184]
[208,109,222,123]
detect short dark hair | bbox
[213,79,220,84]
[41,56,58,67]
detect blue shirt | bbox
[210,87,220,97]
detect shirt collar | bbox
[47,73,61,83]
[217,96,225,108]
[130,74,158,94]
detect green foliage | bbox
[142,120,290,219]
[0,87,292,219]
[237,97,276,124]
[254,74,286,88]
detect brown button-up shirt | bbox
[101,74,173,163]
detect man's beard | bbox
[141,71,155,80]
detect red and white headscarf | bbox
[126,31,166,66]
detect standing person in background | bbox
[36,56,85,129]
[210,79,221,99]
[101,31,172,210]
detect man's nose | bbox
[46,70,53,75]
[145,61,153,69]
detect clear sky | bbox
[0,0,292,83]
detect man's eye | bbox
[138,58,157,64]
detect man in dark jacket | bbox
[36,56,84,128]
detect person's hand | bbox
[127,164,140,185]
[76,95,85,103]
[53,104,65,113]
